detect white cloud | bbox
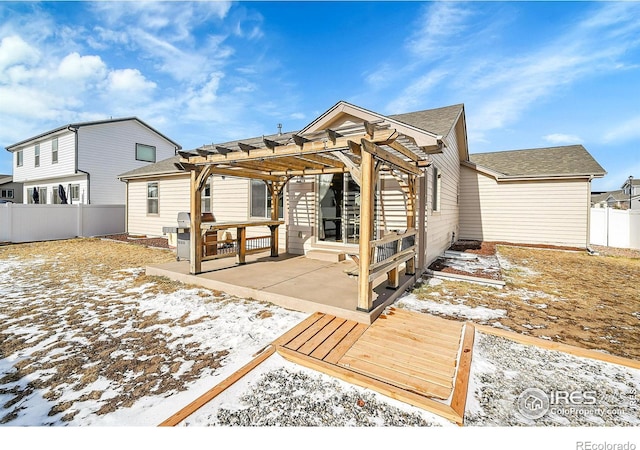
[386,70,447,113]
[543,134,583,145]
[58,52,106,81]
[0,35,40,71]
[406,3,474,56]
[603,116,640,143]
[107,68,156,94]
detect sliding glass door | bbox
[317,173,366,245]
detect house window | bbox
[432,166,441,212]
[27,188,34,204]
[39,187,47,204]
[34,144,40,167]
[52,138,58,164]
[53,188,60,204]
[1,189,14,199]
[70,184,80,203]
[202,178,211,213]
[16,151,23,167]
[136,143,156,163]
[250,179,283,219]
[147,182,159,214]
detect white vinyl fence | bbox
[590,208,640,250]
[0,203,125,243]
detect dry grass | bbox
[411,246,640,360]
[0,238,246,424]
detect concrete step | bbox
[306,249,347,262]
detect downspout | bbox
[68,125,90,204]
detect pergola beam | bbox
[180,129,398,165]
[208,166,286,182]
[360,139,421,176]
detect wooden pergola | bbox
[176,121,436,312]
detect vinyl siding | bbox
[78,120,177,205]
[127,176,190,236]
[287,178,316,254]
[424,130,461,266]
[12,131,76,186]
[126,175,286,246]
[459,165,589,247]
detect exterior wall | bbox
[78,121,177,205]
[0,180,23,203]
[126,175,287,247]
[126,175,190,236]
[459,165,590,247]
[211,175,287,244]
[12,130,76,185]
[23,175,88,205]
[424,130,461,266]
[287,177,316,255]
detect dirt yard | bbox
[407,245,640,360]
[0,238,304,425]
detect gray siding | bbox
[12,131,76,187]
[79,121,177,204]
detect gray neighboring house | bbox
[0,174,22,203]
[460,145,607,247]
[592,178,640,210]
[5,117,181,205]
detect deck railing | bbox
[367,229,417,285]
[204,234,272,260]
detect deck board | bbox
[273,308,470,425]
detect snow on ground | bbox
[397,292,507,321]
[466,332,640,426]
[440,254,502,278]
[0,256,307,426]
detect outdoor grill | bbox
[163,212,215,261]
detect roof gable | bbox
[299,100,449,149]
[468,145,606,179]
[6,117,181,151]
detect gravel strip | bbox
[466,332,640,426]
[206,367,443,427]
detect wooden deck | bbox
[274,307,474,424]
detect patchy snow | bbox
[496,253,538,277]
[466,332,640,426]
[397,293,507,321]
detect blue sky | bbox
[1,1,639,192]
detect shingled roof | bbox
[118,155,181,179]
[390,104,464,137]
[469,145,606,178]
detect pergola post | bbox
[357,146,376,312]
[268,181,280,257]
[406,174,417,275]
[189,167,203,275]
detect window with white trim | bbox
[250,180,283,219]
[34,144,40,167]
[16,151,23,167]
[202,177,212,213]
[70,184,80,203]
[1,189,14,199]
[432,166,441,212]
[52,138,58,164]
[136,143,156,162]
[147,182,159,214]
[39,187,47,204]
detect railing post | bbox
[269,225,279,257]
[386,236,402,290]
[237,226,247,264]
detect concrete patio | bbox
[146,251,418,323]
